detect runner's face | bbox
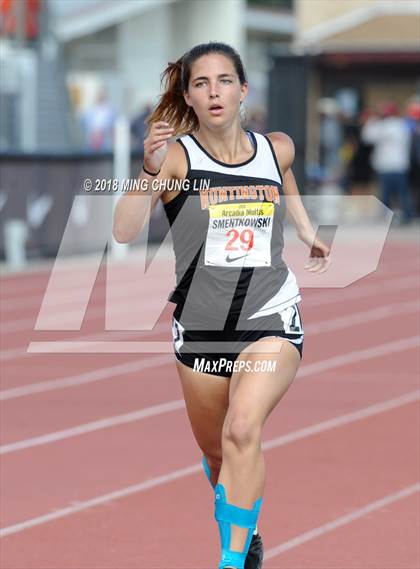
[184,54,247,126]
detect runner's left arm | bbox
[267,131,331,274]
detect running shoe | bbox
[245,532,264,569]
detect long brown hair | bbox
[147,42,247,135]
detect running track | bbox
[1,227,419,568]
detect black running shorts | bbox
[171,302,304,378]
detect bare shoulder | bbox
[266,131,295,172]
[161,138,188,180]
[158,138,188,206]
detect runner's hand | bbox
[304,236,331,274]
[143,121,174,173]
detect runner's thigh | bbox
[228,338,301,425]
[175,360,230,457]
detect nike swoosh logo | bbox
[225,254,248,263]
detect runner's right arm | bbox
[113,122,178,243]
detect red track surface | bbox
[1,230,419,568]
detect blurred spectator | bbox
[130,103,153,151]
[406,98,420,216]
[343,109,374,195]
[317,98,343,181]
[361,102,413,224]
[405,97,420,134]
[81,90,116,151]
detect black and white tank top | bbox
[163,130,301,321]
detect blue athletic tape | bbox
[202,455,212,485]
[220,549,247,568]
[215,483,263,569]
[216,502,260,528]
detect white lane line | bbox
[26,341,174,354]
[1,296,169,334]
[0,350,171,401]
[1,390,417,537]
[1,271,417,364]
[264,483,420,559]
[305,299,419,333]
[0,463,203,539]
[2,257,418,314]
[1,337,418,453]
[304,274,418,307]
[1,279,170,314]
[0,399,186,455]
[1,345,37,362]
[1,272,418,335]
[1,250,417,300]
[26,331,420,356]
[2,296,418,396]
[262,390,420,451]
[0,321,170,363]
[298,336,420,378]
[0,247,175,297]
[0,354,172,401]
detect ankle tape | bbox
[215,483,262,569]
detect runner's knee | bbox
[222,409,261,451]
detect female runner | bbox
[113,42,330,569]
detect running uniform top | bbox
[163,130,301,321]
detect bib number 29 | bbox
[225,229,254,251]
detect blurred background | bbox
[0,0,419,267]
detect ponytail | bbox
[147,56,199,135]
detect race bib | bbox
[204,202,274,268]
